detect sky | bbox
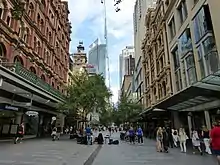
[65,0,136,103]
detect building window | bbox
[0,7,2,18]
[6,16,11,26]
[41,75,46,81]
[203,36,219,75]
[193,5,213,43]
[184,54,197,85]
[0,43,6,57]
[172,47,182,91]
[177,0,188,25]
[168,17,176,40]
[178,28,193,58]
[30,66,36,74]
[14,56,24,66]
[197,46,205,78]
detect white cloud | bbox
[66,0,136,103]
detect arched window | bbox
[30,66,36,74]
[24,27,30,44]
[6,16,10,26]
[14,56,24,66]
[41,74,46,81]
[0,43,6,57]
[40,19,44,31]
[52,82,54,87]
[37,14,40,25]
[28,2,34,18]
[162,81,166,96]
[57,86,60,90]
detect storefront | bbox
[0,104,21,139]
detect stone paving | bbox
[92,132,217,165]
[0,136,97,165]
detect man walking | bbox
[137,126,144,144]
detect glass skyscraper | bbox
[88,44,106,78]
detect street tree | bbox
[112,92,143,126]
[60,71,111,120]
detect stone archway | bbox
[14,55,24,66]
[29,66,36,74]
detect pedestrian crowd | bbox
[154,121,220,165]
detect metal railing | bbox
[0,62,65,99]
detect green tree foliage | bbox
[112,93,143,126]
[60,71,111,118]
[99,103,114,126]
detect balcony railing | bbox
[1,62,65,99]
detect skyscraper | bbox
[119,46,135,88]
[88,43,106,78]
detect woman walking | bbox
[179,128,188,153]
[156,127,163,152]
[202,126,212,154]
[192,129,203,155]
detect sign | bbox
[52,116,56,120]
[0,104,19,111]
[26,111,38,116]
[85,64,97,74]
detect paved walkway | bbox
[0,136,97,165]
[93,132,216,165]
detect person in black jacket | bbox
[162,127,169,153]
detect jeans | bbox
[87,134,91,145]
[203,138,212,154]
[137,135,143,143]
[180,141,186,152]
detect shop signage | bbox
[0,105,19,111]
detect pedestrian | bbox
[172,129,179,147]
[156,127,163,152]
[179,128,188,153]
[167,127,173,148]
[201,126,212,155]
[162,127,169,153]
[129,126,135,144]
[210,120,220,165]
[14,123,24,144]
[85,125,92,145]
[136,126,144,144]
[192,129,203,155]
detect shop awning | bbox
[154,72,220,111]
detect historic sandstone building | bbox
[0,0,71,94]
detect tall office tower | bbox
[133,0,157,104]
[119,46,135,88]
[88,43,106,79]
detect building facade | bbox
[119,46,135,87]
[133,0,157,105]
[0,0,70,138]
[142,1,172,110]
[141,0,220,135]
[88,44,106,78]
